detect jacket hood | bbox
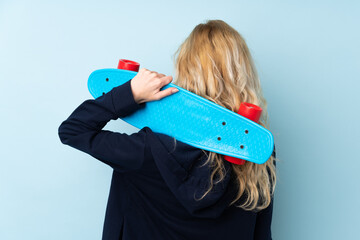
[144,127,237,219]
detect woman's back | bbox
[101,127,273,239]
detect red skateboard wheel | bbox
[117,59,140,72]
[238,103,262,123]
[224,103,263,165]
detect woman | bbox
[58,19,277,240]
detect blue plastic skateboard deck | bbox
[88,69,274,164]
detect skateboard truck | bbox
[224,103,262,165]
[117,59,264,165]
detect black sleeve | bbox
[253,197,274,240]
[253,146,276,240]
[58,79,148,172]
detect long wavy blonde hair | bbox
[171,20,277,212]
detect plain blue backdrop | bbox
[1,0,359,239]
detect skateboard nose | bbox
[223,103,263,165]
[117,59,140,72]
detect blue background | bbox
[1,0,359,239]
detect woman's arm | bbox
[253,197,274,240]
[58,79,148,172]
[253,146,276,240]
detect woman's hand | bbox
[130,68,179,104]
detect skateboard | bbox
[87,59,274,164]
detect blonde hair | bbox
[172,20,277,212]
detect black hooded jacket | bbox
[58,79,275,240]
